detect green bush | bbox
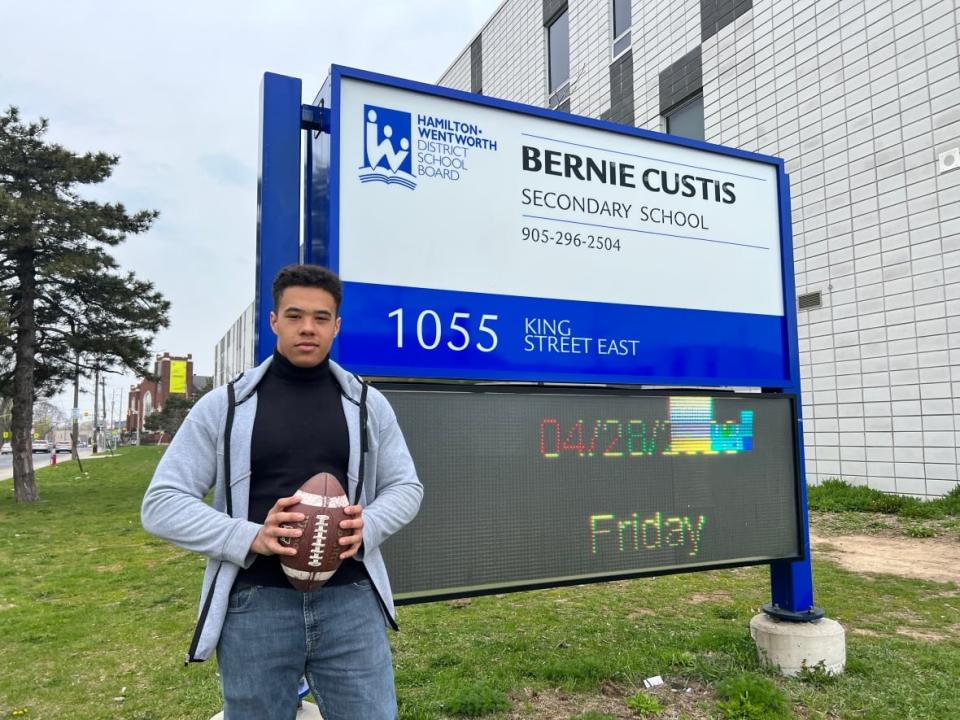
[867,493,908,515]
[898,499,944,519]
[809,478,960,519]
[715,673,791,720]
[936,485,960,515]
[807,479,880,512]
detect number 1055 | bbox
[387,308,499,352]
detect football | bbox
[279,472,350,592]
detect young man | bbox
[142,264,422,719]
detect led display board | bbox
[309,67,796,388]
[378,385,801,602]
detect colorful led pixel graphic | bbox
[664,397,754,455]
[539,397,755,458]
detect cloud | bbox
[2,0,504,413]
[198,153,254,187]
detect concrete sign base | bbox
[750,613,846,677]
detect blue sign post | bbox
[254,73,303,364]
[258,66,821,620]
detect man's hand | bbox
[250,495,305,556]
[338,505,364,560]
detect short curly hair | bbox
[272,264,343,312]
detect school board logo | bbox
[359,105,416,190]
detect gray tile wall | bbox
[602,49,635,125]
[700,0,753,42]
[659,45,703,113]
[471,34,483,94]
[543,0,568,24]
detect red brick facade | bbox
[127,353,195,432]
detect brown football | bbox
[279,472,350,592]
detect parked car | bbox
[31,439,52,453]
[55,441,72,454]
[0,442,11,455]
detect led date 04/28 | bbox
[521,226,622,252]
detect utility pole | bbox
[92,366,99,454]
[102,378,109,453]
[109,388,116,450]
[70,349,84,472]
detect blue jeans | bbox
[217,580,398,720]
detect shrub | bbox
[809,479,955,520]
[867,493,908,515]
[807,479,879,512]
[935,485,960,515]
[899,499,944,519]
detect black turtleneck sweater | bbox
[236,350,366,588]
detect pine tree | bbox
[0,107,169,502]
[142,394,193,439]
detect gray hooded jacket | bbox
[140,356,423,662]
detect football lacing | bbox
[307,515,329,567]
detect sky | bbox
[2,0,501,418]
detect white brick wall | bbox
[439,48,472,93]
[439,0,960,497]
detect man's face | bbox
[270,285,341,367]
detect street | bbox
[0,447,94,482]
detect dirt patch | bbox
[896,627,950,642]
[810,532,960,584]
[685,590,732,604]
[508,680,715,719]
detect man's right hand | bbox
[249,495,305,556]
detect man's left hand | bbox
[339,505,364,560]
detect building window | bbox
[664,94,705,141]
[612,0,631,57]
[547,9,570,108]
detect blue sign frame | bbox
[258,67,818,620]
[307,66,800,390]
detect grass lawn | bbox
[1,447,958,719]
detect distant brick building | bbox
[127,353,196,433]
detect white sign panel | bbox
[337,77,783,317]
[323,70,790,386]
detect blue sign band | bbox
[336,282,788,386]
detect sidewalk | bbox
[0,449,94,482]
